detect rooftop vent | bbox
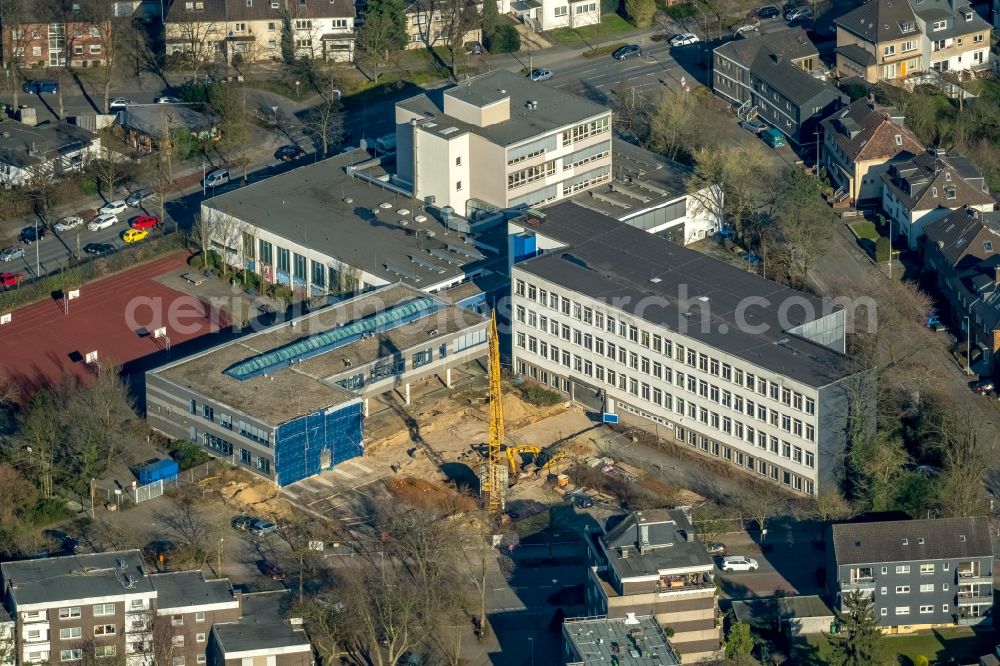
[650,277,662,283]
[343,197,353,204]
[414,215,428,223]
[960,535,967,542]
[624,612,640,625]
[397,209,410,215]
[379,202,393,209]
[918,537,925,544]
[902,538,909,545]
[854,540,862,547]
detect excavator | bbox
[504,444,567,484]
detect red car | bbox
[0,272,22,288]
[131,215,159,230]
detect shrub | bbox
[914,657,929,666]
[874,236,891,262]
[489,25,521,53]
[24,497,71,527]
[518,381,561,407]
[168,439,212,471]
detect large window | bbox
[60,650,83,663]
[259,240,273,265]
[59,608,81,620]
[93,604,115,617]
[203,433,233,455]
[277,247,290,274]
[311,260,325,288]
[412,348,433,368]
[507,161,555,190]
[561,116,610,145]
[238,421,270,445]
[293,253,307,279]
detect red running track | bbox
[0,252,227,400]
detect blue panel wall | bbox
[273,401,364,486]
[512,232,537,264]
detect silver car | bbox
[0,246,25,262]
[54,216,84,232]
[528,68,553,82]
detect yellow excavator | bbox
[505,445,541,485]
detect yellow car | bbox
[122,228,149,243]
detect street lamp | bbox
[294,80,301,97]
[965,315,972,375]
[528,637,534,666]
[271,105,279,125]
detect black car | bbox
[572,494,594,508]
[231,515,257,531]
[19,226,45,244]
[612,44,642,60]
[83,242,114,255]
[756,5,780,17]
[275,145,305,161]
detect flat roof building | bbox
[210,591,311,666]
[201,149,504,295]
[146,283,489,486]
[563,614,681,665]
[0,120,100,187]
[509,202,861,496]
[394,70,614,215]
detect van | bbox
[762,128,786,148]
[204,169,230,188]
[374,133,396,154]
[22,79,58,94]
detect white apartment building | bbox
[510,0,599,31]
[165,0,355,64]
[394,70,614,217]
[509,203,862,496]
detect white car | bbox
[54,216,84,232]
[669,33,700,47]
[155,96,181,104]
[784,5,813,20]
[109,97,133,110]
[721,556,759,572]
[99,200,128,215]
[88,213,119,231]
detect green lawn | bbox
[799,628,996,666]
[848,221,880,241]
[547,13,636,45]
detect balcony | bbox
[956,594,993,606]
[841,579,875,592]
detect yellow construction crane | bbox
[482,311,506,516]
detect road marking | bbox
[346,460,373,474]
[311,475,337,488]
[329,467,352,479]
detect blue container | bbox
[139,459,179,485]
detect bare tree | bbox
[436,0,478,78]
[78,0,131,112]
[167,18,220,82]
[688,142,771,241]
[87,144,131,202]
[304,94,344,157]
[0,0,31,107]
[737,482,788,544]
[160,487,221,568]
[16,389,64,498]
[63,360,133,482]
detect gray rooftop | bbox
[149,571,237,611]
[836,0,920,42]
[513,203,856,388]
[119,105,218,139]
[1,550,154,607]
[397,70,610,148]
[0,120,97,169]
[213,591,310,654]
[202,150,494,288]
[569,139,692,221]
[750,51,843,107]
[602,509,714,578]
[831,516,993,566]
[911,0,990,40]
[563,615,680,666]
[153,283,487,424]
[714,27,818,65]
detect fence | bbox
[134,479,164,503]
[92,459,225,512]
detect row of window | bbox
[56,649,204,664]
[507,161,555,190]
[560,116,610,146]
[190,400,271,446]
[513,283,817,415]
[886,605,946,617]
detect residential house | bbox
[403,0,483,50]
[508,0,599,32]
[0,550,264,666]
[165,0,356,64]
[777,596,835,637]
[828,516,994,631]
[835,0,990,83]
[394,69,614,214]
[562,615,681,665]
[0,2,108,68]
[0,119,101,187]
[210,591,312,666]
[880,149,994,248]
[820,96,924,206]
[585,509,720,662]
[509,202,861,497]
[117,105,220,154]
[922,207,1000,372]
[712,28,846,148]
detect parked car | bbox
[739,119,769,134]
[0,272,22,288]
[927,314,947,331]
[970,379,995,395]
[275,145,305,161]
[109,97,134,111]
[19,226,46,244]
[122,228,148,243]
[251,519,278,536]
[762,127,786,148]
[733,18,760,34]
[784,5,813,20]
[528,68,553,82]
[231,515,257,531]
[126,187,156,207]
[99,199,128,215]
[54,216,84,232]
[571,494,594,508]
[612,44,642,60]
[705,542,727,555]
[756,4,781,17]
[22,79,58,94]
[466,41,483,55]
[155,96,181,104]
[204,169,230,188]
[88,213,119,231]
[83,242,115,255]
[257,560,285,581]
[143,540,177,563]
[721,556,759,572]
[669,33,700,46]
[131,215,159,230]
[0,247,25,262]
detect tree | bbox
[437,0,479,78]
[78,0,131,112]
[648,87,703,163]
[167,18,219,82]
[62,361,133,487]
[724,620,755,665]
[16,389,64,499]
[489,24,520,53]
[357,0,408,81]
[827,590,887,666]
[0,0,30,107]
[625,0,656,27]
[689,143,770,242]
[737,482,787,544]
[932,416,992,518]
[87,144,131,202]
[280,12,296,64]
[209,83,251,181]
[766,166,838,287]
[480,0,500,42]
[0,463,37,538]
[305,94,344,157]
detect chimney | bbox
[993,266,1000,284]
[772,53,783,64]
